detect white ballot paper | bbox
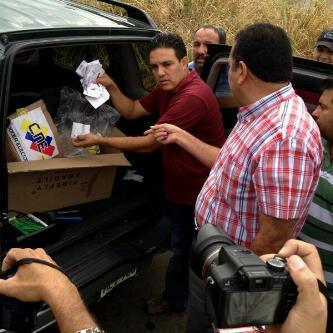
[76,60,110,109]
[85,88,110,109]
[71,122,91,139]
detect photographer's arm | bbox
[44,285,97,333]
[0,248,99,333]
[250,213,294,256]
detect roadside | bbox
[91,251,187,333]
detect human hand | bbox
[95,73,117,90]
[144,123,183,145]
[264,239,327,333]
[72,133,101,148]
[0,248,75,304]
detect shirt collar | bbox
[238,83,295,122]
[322,138,333,169]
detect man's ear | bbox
[181,56,189,68]
[237,61,248,85]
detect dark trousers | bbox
[186,267,211,333]
[163,202,195,310]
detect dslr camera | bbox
[191,224,298,328]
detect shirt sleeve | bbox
[253,137,320,220]
[157,94,205,131]
[139,88,160,115]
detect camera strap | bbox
[205,277,218,333]
[0,257,71,282]
[317,279,333,304]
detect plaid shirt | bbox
[195,83,323,247]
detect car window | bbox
[204,58,239,135]
[52,44,110,71]
[132,43,156,92]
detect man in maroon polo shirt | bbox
[73,32,226,313]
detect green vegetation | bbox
[76,0,332,59]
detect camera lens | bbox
[191,224,234,279]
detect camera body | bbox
[192,224,298,328]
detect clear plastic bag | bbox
[54,87,120,157]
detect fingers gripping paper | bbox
[7,106,60,161]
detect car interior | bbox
[4,42,167,310]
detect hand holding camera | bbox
[192,225,328,332]
[264,239,327,333]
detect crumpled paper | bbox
[76,60,110,109]
[122,170,144,183]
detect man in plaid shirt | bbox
[150,23,323,332]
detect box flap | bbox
[8,153,130,174]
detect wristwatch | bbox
[75,328,105,333]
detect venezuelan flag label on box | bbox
[7,104,60,161]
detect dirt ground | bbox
[92,251,187,333]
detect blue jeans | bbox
[163,202,195,310]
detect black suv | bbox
[0,0,169,331]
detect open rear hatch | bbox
[1,38,168,331]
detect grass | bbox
[76,0,332,59]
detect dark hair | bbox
[149,32,187,61]
[194,25,227,44]
[231,23,292,83]
[317,29,333,43]
[321,78,333,91]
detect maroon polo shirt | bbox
[140,70,226,205]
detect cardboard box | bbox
[6,100,62,162]
[8,128,130,214]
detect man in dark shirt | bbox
[73,32,225,313]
